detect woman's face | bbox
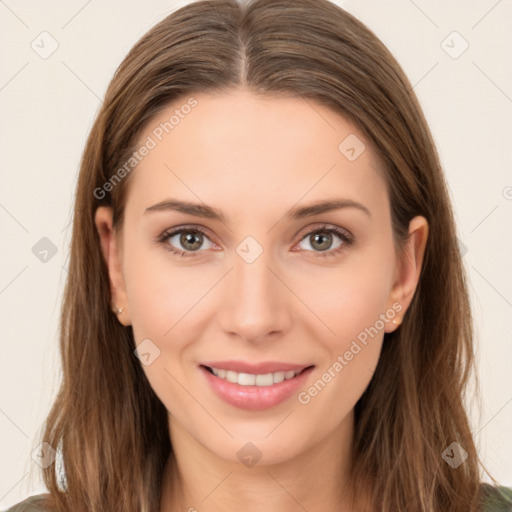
[96,88,427,467]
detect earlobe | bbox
[385,215,429,332]
[94,206,132,326]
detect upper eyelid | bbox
[295,223,352,240]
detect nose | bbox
[217,247,291,343]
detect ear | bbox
[385,215,428,333]
[94,206,131,326]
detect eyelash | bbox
[156,223,354,259]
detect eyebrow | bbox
[144,198,371,222]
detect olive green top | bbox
[481,484,512,511]
[5,485,512,511]
[4,493,48,512]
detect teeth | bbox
[209,367,301,386]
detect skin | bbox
[95,88,428,512]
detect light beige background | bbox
[1,0,511,508]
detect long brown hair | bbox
[32,0,498,510]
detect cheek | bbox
[122,236,203,339]
[121,237,215,406]
[122,246,198,416]
[304,245,395,344]
[297,279,391,421]
[296,241,395,408]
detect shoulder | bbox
[3,493,52,512]
[481,483,512,511]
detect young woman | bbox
[6,0,512,511]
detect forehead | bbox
[124,89,388,221]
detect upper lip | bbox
[201,360,313,374]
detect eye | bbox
[295,224,353,258]
[157,226,215,258]
[157,223,353,259]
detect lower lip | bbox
[200,365,314,411]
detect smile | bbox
[199,362,315,411]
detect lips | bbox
[199,360,315,411]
